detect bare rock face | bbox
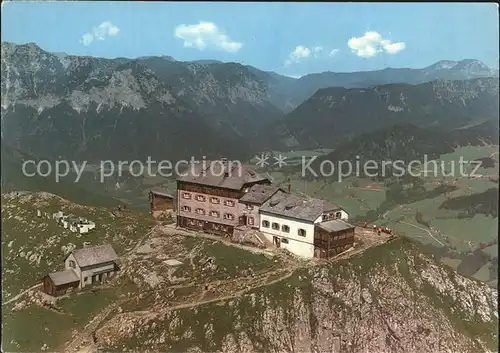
[94,238,498,353]
[1,42,283,162]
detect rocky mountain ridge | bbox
[1,41,499,163]
[268,77,499,149]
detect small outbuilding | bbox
[43,244,121,297]
[42,270,80,297]
[149,189,176,216]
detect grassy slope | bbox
[1,192,283,352]
[1,191,155,351]
[103,237,498,352]
[1,192,154,299]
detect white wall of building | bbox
[259,212,316,258]
[64,253,82,286]
[318,209,349,222]
[259,208,349,259]
[64,253,115,288]
[79,263,115,288]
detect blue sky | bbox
[2,2,498,77]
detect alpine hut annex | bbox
[176,158,271,236]
[238,184,285,229]
[258,189,353,259]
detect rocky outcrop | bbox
[95,238,498,352]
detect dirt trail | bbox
[2,283,42,306]
[63,265,296,352]
[63,226,391,352]
[400,221,445,246]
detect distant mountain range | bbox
[268,77,499,150]
[1,41,498,165]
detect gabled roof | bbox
[150,188,174,198]
[260,190,342,222]
[71,244,118,268]
[177,160,269,190]
[317,219,355,233]
[47,269,80,286]
[239,184,284,205]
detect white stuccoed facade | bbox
[259,209,349,259]
[64,251,116,288]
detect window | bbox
[195,208,205,215]
[246,204,254,210]
[182,205,191,212]
[182,192,191,199]
[69,260,76,268]
[84,277,88,282]
[210,197,220,204]
[298,228,306,237]
[281,225,290,233]
[224,213,235,220]
[224,200,235,207]
[335,212,342,219]
[322,215,328,221]
[248,217,254,225]
[281,238,289,244]
[272,222,280,230]
[195,195,206,202]
[262,220,270,228]
[210,210,220,218]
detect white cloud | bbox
[347,31,406,57]
[329,49,340,57]
[80,21,119,46]
[313,46,323,58]
[285,45,312,66]
[174,21,242,53]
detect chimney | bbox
[221,157,229,177]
